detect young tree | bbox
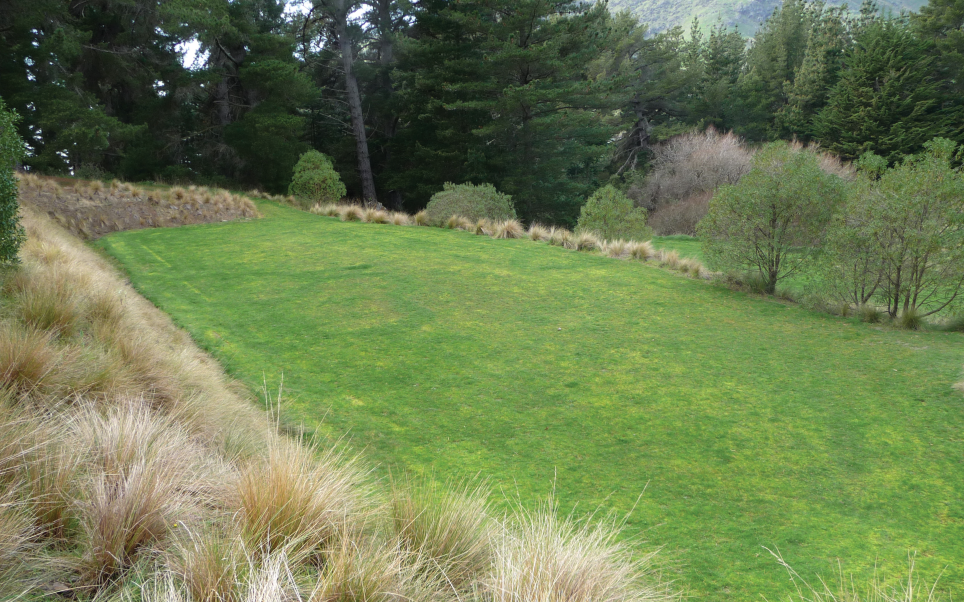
[576,185,651,241]
[0,97,26,263]
[861,139,964,317]
[819,166,887,307]
[288,150,347,207]
[697,142,846,294]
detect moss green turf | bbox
[98,202,964,601]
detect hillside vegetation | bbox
[609,0,929,33]
[99,200,964,602]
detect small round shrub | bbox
[424,183,516,225]
[576,185,651,242]
[288,151,347,209]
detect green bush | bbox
[0,97,26,264]
[424,183,516,225]
[698,142,845,295]
[576,185,651,241]
[288,151,347,209]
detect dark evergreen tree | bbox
[814,19,958,162]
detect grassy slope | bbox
[611,0,929,34]
[98,202,964,601]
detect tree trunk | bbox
[335,13,378,205]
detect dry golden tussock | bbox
[391,478,497,592]
[389,211,412,226]
[548,227,575,249]
[627,241,655,261]
[573,231,602,252]
[602,240,631,259]
[490,219,525,239]
[339,205,365,222]
[237,437,369,560]
[0,491,38,599]
[655,249,681,270]
[414,210,430,226]
[445,215,470,230]
[486,501,671,602]
[363,208,390,224]
[311,203,342,217]
[527,223,551,242]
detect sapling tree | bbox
[288,150,347,208]
[0,97,26,264]
[862,139,964,317]
[697,141,846,294]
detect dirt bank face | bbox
[17,175,260,239]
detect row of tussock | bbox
[0,206,673,601]
[310,203,712,280]
[17,174,260,239]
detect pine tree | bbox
[775,6,851,139]
[814,19,954,162]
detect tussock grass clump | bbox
[339,205,365,222]
[548,227,574,249]
[445,215,474,231]
[490,219,525,240]
[628,241,655,261]
[12,271,84,336]
[167,523,244,602]
[527,224,551,242]
[573,231,602,252]
[237,438,367,559]
[0,323,58,393]
[363,208,390,224]
[389,212,412,226]
[486,501,671,602]
[655,249,681,270]
[391,478,497,590]
[414,210,430,226]
[677,258,704,278]
[859,304,883,324]
[72,403,212,584]
[311,203,342,218]
[0,492,38,599]
[602,239,631,259]
[897,308,923,331]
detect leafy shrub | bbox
[821,139,964,319]
[288,151,347,209]
[698,142,846,295]
[424,183,516,225]
[0,97,26,263]
[576,185,651,242]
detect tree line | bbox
[1,0,962,225]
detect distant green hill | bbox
[610,0,928,34]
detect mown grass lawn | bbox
[98,202,964,601]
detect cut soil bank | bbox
[100,201,964,602]
[17,174,260,239]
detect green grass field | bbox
[98,202,964,601]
